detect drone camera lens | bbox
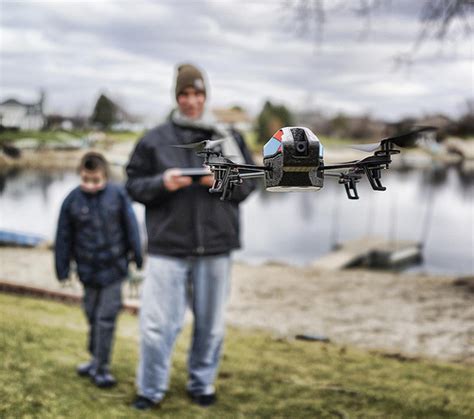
[291,128,309,156]
[296,142,307,153]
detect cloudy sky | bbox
[0,0,472,123]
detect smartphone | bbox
[178,168,213,181]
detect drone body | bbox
[263,127,324,191]
[180,125,436,201]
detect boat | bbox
[0,229,48,247]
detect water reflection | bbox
[236,166,473,275]
[0,166,472,275]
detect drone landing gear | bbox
[364,166,386,191]
[362,145,400,192]
[339,166,388,199]
[210,167,242,201]
[339,174,361,200]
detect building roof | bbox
[212,107,253,124]
[0,98,38,108]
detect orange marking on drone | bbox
[273,129,283,142]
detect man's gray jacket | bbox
[126,121,256,257]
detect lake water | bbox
[0,166,472,276]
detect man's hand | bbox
[199,175,215,188]
[163,169,193,192]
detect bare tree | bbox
[285,0,473,65]
[394,0,473,66]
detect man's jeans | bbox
[137,254,231,403]
[83,280,123,372]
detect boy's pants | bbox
[137,254,231,403]
[83,280,123,372]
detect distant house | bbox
[417,114,451,129]
[0,93,46,130]
[212,107,254,132]
[296,110,387,140]
[46,114,89,131]
[295,110,330,134]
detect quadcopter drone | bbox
[176,126,436,200]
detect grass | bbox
[0,130,141,145]
[0,130,84,143]
[0,293,473,418]
[0,128,377,153]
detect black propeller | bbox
[170,138,226,152]
[385,126,437,148]
[350,126,437,152]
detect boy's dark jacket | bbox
[126,122,256,257]
[55,183,143,287]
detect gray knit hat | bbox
[175,63,206,99]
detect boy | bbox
[55,151,142,388]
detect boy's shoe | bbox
[76,361,96,377]
[132,395,160,410]
[187,391,217,407]
[91,370,117,388]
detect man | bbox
[126,63,256,410]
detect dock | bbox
[312,237,422,271]
[445,138,474,160]
[0,230,49,248]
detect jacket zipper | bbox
[180,125,205,255]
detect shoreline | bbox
[1,246,472,363]
[0,140,468,174]
[0,141,134,172]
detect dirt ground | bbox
[1,247,472,363]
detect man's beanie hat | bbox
[175,63,206,99]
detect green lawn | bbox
[0,130,141,144]
[0,293,473,418]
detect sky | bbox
[0,0,472,124]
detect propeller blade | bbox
[172,144,199,149]
[349,142,381,153]
[349,126,437,152]
[170,138,226,152]
[206,138,226,148]
[223,155,239,163]
[170,140,207,150]
[383,126,437,148]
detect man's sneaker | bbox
[187,391,217,407]
[92,370,117,388]
[132,395,160,410]
[76,361,96,377]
